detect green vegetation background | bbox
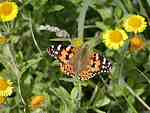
[0,0,150,113]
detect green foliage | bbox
[0,0,150,113]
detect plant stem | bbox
[4,44,26,111]
[135,67,150,84]
[73,76,82,113]
[78,0,91,38]
[125,83,150,111]
[89,84,98,104]
[29,15,42,56]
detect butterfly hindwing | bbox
[79,53,102,80]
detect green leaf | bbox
[144,62,150,72]
[31,0,48,9]
[93,108,106,113]
[96,21,110,31]
[137,0,148,17]
[147,0,150,7]
[113,0,127,14]
[71,86,79,102]
[59,101,75,113]
[145,41,150,51]
[10,35,20,44]
[21,57,42,74]
[48,5,64,13]
[122,0,134,13]
[56,87,71,100]
[70,0,82,4]
[135,85,145,96]
[124,95,138,113]
[50,87,76,113]
[24,74,33,85]
[96,7,112,20]
[112,84,125,97]
[59,103,70,113]
[95,96,110,108]
[114,7,123,19]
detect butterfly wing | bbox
[79,53,112,80]
[47,44,76,76]
[48,45,112,80]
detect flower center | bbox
[0,2,13,16]
[128,16,142,28]
[0,80,9,90]
[109,31,123,43]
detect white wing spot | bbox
[57,45,62,51]
[102,57,106,65]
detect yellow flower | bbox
[0,96,6,104]
[103,29,128,50]
[0,36,9,44]
[0,79,13,96]
[71,37,84,48]
[123,15,147,33]
[130,35,144,51]
[0,1,19,22]
[31,96,45,109]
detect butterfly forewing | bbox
[48,45,75,63]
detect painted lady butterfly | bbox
[47,44,112,80]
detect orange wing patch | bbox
[60,63,75,77]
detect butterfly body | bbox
[48,44,112,80]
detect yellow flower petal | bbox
[123,15,147,33]
[103,29,128,50]
[0,1,19,22]
[0,79,13,96]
